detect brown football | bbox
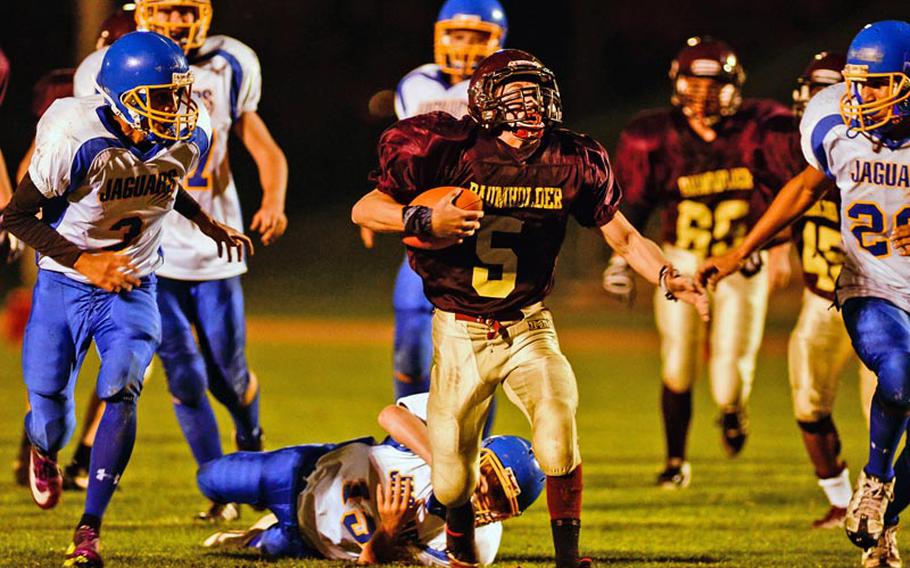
[402,186,483,250]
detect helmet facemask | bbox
[471,62,562,137]
[136,0,213,53]
[434,19,503,78]
[108,70,199,141]
[672,75,740,126]
[472,448,523,526]
[840,64,910,132]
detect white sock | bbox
[818,467,852,508]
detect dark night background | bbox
[0,1,907,316]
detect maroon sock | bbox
[445,501,477,563]
[661,385,692,461]
[547,464,583,568]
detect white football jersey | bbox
[27,95,210,283]
[296,394,502,565]
[74,34,261,280]
[800,84,910,313]
[395,63,469,120]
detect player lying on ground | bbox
[698,20,910,568]
[0,31,251,568]
[353,48,708,568]
[198,393,543,565]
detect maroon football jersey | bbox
[371,111,621,317]
[616,99,802,258]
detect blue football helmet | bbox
[841,20,910,132]
[473,435,545,525]
[434,0,508,78]
[96,31,199,142]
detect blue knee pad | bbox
[844,297,910,410]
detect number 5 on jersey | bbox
[472,215,523,299]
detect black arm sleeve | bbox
[0,174,83,268]
[173,186,203,220]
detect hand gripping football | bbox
[402,186,483,250]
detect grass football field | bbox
[0,310,876,567]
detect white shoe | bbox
[863,525,901,567]
[204,513,278,549]
[195,501,241,523]
[847,470,895,549]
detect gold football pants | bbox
[655,244,768,409]
[789,288,876,424]
[427,302,580,506]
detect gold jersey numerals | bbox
[800,220,844,292]
[675,199,749,257]
[472,215,523,299]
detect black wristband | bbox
[659,265,680,302]
[402,205,433,239]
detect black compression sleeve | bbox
[0,174,83,268]
[173,186,203,220]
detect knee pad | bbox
[874,353,910,410]
[167,368,208,407]
[531,399,579,476]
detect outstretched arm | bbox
[234,111,288,245]
[697,165,831,288]
[600,211,710,321]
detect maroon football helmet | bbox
[468,49,562,136]
[792,51,845,117]
[0,47,9,107]
[96,6,138,49]
[669,37,745,123]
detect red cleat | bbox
[28,446,62,510]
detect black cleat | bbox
[62,462,89,491]
[719,408,748,457]
[656,462,691,489]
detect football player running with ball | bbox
[0,32,250,567]
[787,51,878,530]
[353,49,709,568]
[603,37,800,488]
[75,0,289,521]
[699,20,910,568]
[365,0,507,437]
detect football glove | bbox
[602,255,635,304]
